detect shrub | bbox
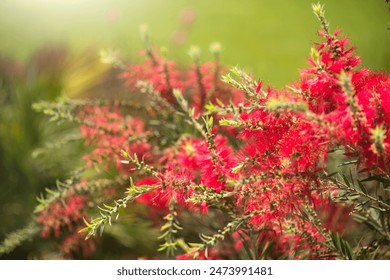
[1,4,389,260]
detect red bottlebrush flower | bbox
[135,177,168,210]
[185,62,244,114]
[255,81,263,94]
[122,53,183,104]
[37,194,86,238]
[200,201,208,213]
[79,106,152,173]
[61,226,96,259]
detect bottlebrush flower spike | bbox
[37,194,86,238]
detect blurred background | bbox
[0,0,389,259]
[1,0,389,86]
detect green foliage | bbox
[158,205,183,256]
[266,98,308,112]
[0,49,84,258]
[81,178,159,239]
[188,212,262,259]
[0,222,40,256]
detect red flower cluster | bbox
[299,29,390,170]
[79,106,152,172]
[122,52,243,114]
[37,11,389,259]
[37,194,86,238]
[122,54,183,104]
[61,226,96,259]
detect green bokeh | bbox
[0,0,388,87]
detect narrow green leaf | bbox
[357,180,368,195]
